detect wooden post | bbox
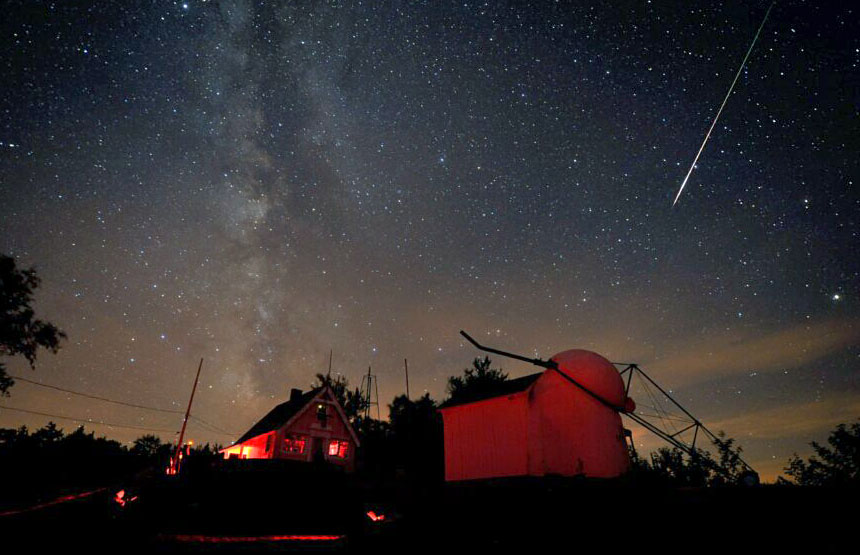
[170,358,203,475]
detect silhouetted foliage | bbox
[0,254,66,394]
[388,393,444,483]
[446,356,507,404]
[0,423,132,506]
[629,432,749,486]
[785,420,860,486]
[312,372,368,422]
[353,416,394,480]
[709,431,747,485]
[0,423,222,506]
[131,434,166,458]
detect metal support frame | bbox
[616,363,755,474]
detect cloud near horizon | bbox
[645,318,860,388]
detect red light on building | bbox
[366,510,386,522]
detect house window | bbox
[265,435,273,454]
[316,403,328,427]
[284,436,306,454]
[328,439,349,459]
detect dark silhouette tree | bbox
[311,372,368,422]
[0,254,66,395]
[630,432,748,486]
[643,446,711,487]
[785,420,860,486]
[388,393,444,483]
[131,434,166,458]
[708,431,746,485]
[446,356,508,404]
[31,420,64,446]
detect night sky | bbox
[1,1,857,481]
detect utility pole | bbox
[169,358,203,476]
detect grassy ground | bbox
[0,469,852,553]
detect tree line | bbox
[1,252,856,491]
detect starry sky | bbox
[1,1,857,481]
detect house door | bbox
[312,437,325,463]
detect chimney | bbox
[289,388,303,402]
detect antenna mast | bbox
[360,366,380,419]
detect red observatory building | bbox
[221,385,360,473]
[439,349,635,482]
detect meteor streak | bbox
[672,1,776,206]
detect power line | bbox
[10,374,183,415]
[0,405,179,434]
[10,374,237,437]
[189,415,236,437]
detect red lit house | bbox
[222,386,360,472]
[439,349,635,481]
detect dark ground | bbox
[0,466,852,554]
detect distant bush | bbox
[785,420,860,486]
[0,422,218,505]
[629,431,751,486]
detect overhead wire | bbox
[9,374,183,414]
[6,374,236,437]
[0,405,179,434]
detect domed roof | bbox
[550,349,626,407]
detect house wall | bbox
[274,393,356,472]
[441,393,529,481]
[222,431,275,460]
[528,370,629,478]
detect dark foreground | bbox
[0,465,852,554]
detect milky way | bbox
[1,1,857,480]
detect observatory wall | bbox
[441,393,530,481]
[528,369,630,478]
[440,349,632,481]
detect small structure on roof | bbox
[439,347,635,482]
[222,385,360,473]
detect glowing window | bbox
[328,440,348,458]
[284,436,306,454]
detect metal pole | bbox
[364,366,372,420]
[171,358,203,475]
[374,374,380,420]
[404,358,410,400]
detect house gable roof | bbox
[279,387,361,446]
[233,387,322,445]
[438,371,543,410]
[232,386,360,447]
